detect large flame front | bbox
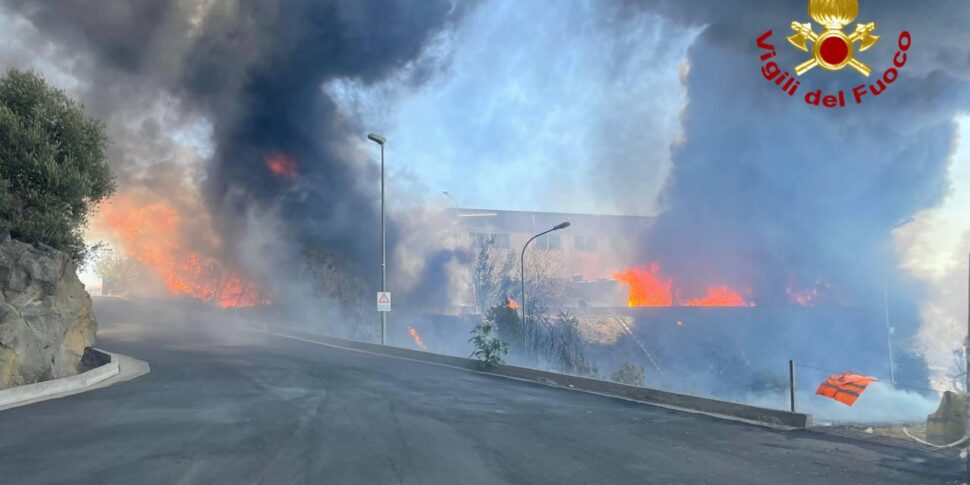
[614,265,673,306]
[615,264,753,308]
[100,194,269,308]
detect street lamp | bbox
[520,221,570,327]
[443,190,459,243]
[368,133,387,345]
[882,217,916,385]
[883,216,915,384]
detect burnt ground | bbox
[0,297,964,484]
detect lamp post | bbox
[443,190,459,244]
[520,221,570,328]
[883,216,915,383]
[965,252,969,480]
[368,133,387,345]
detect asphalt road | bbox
[0,298,963,484]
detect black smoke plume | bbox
[2,0,469,314]
[626,0,970,385]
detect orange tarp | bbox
[816,373,878,406]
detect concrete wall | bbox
[270,327,812,429]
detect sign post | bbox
[377,292,391,312]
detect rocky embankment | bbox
[0,234,96,389]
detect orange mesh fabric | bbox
[815,373,878,406]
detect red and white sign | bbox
[377,292,391,312]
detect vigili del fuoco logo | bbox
[756,0,911,108]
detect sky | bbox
[325,1,697,215]
[0,0,968,389]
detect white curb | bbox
[0,349,148,411]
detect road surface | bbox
[0,298,962,484]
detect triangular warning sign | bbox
[378,293,390,303]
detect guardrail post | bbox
[789,360,796,413]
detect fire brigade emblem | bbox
[787,0,880,76]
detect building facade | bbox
[452,208,653,309]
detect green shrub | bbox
[546,311,597,377]
[486,299,525,353]
[0,69,115,262]
[91,247,135,295]
[610,362,645,387]
[469,320,509,370]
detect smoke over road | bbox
[1,0,968,402]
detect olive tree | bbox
[0,69,115,262]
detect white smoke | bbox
[749,384,939,424]
[325,0,699,215]
[897,115,970,391]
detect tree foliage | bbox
[610,362,645,387]
[472,236,516,313]
[469,320,508,370]
[0,69,115,262]
[547,311,597,376]
[91,247,135,295]
[473,241,595,376]
[303,244,372,340]
[486,299,525,355]
[472,238,569,325]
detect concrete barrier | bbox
[0,349,120,408]
[256,327,812,429]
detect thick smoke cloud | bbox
[1,0,468,307]
[2,0,967,391]
[625,0,970,385]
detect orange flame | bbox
[683,285,752,307]
[506,296,521,310]
[614,265,673,306]
[266,153,298,179]
[100,194,269,308]
[408,327,427,350]
[615,264,753,308]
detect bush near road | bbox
[0,69,115,263]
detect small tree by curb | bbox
[469,321,508,370]
[610,362,645,387]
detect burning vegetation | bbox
[408,327,427,350]
[614,265,754,308]
[100,194,269,308]
[505,296,520,310]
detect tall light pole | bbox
[368,133,387,345]
[520,221,570,328]
[883,216,915,383]
[965,252,969,481]
[442,190,459,244]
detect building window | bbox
[470,232,488,246]
[537,234,561,250]
[471,232,509,250]
[574,235,596,252]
